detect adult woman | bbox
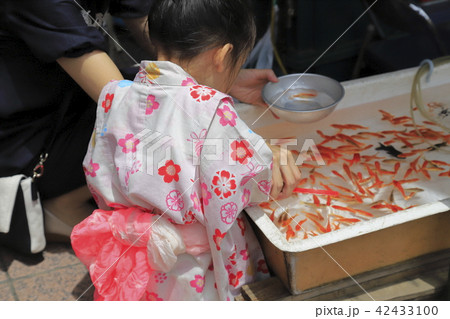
[0,0,282,244]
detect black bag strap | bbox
[30,98,72,199]
[31,113,66,181]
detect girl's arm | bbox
[267,143,302,200]
[57,50,124,102]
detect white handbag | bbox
[0,155,47,254]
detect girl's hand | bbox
[267,143,302,200]
[230,69,278,107]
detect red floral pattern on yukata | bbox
[158,160,181,183]
[213,228,226,251]
[145,292,163,301]
[217,103,238,127]
[183,210,196,224]
[228,270,243,288]
[190,275,205,293]
[102,93,114,113]
[190,85,216,102]
[241,188,251,207]
[220,202,238,225]
[237,217,246,236]
[190,191,202,212]
[211,170,237,199]
[230,140,254,165]
[257,259,269,274]
[166,190,184,211]
[240,245,249,261]
[228,248,237,265]
[118,134,140,153]
[201,182,212,207]
[84,159,100,177]
[154,272,167,284]
[145,94,160,115]
[181,77,196,86]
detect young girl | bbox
[71,0,300,301]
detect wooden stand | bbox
[237,250,450,301]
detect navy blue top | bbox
[0,0,151,197]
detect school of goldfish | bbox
[257,106,450,241]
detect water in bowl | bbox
[270,88,335,111]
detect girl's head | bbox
[148,0,256,92]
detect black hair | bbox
[148,0,256,66]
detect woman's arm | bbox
[123,16,156,58]
[57,50,124,102]
[229,69,279,107]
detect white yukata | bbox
[71,61,273,301]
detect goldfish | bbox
[375,143,403,158]
[439,170,450,177]
[294,218,308,231]
[290,89,318,99]
[331,124,369,130]
[286,225,295,241]
[333,217,361,224]
[264,108,450,241]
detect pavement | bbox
[0,243,94,301]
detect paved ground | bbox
[0,243,94,301]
